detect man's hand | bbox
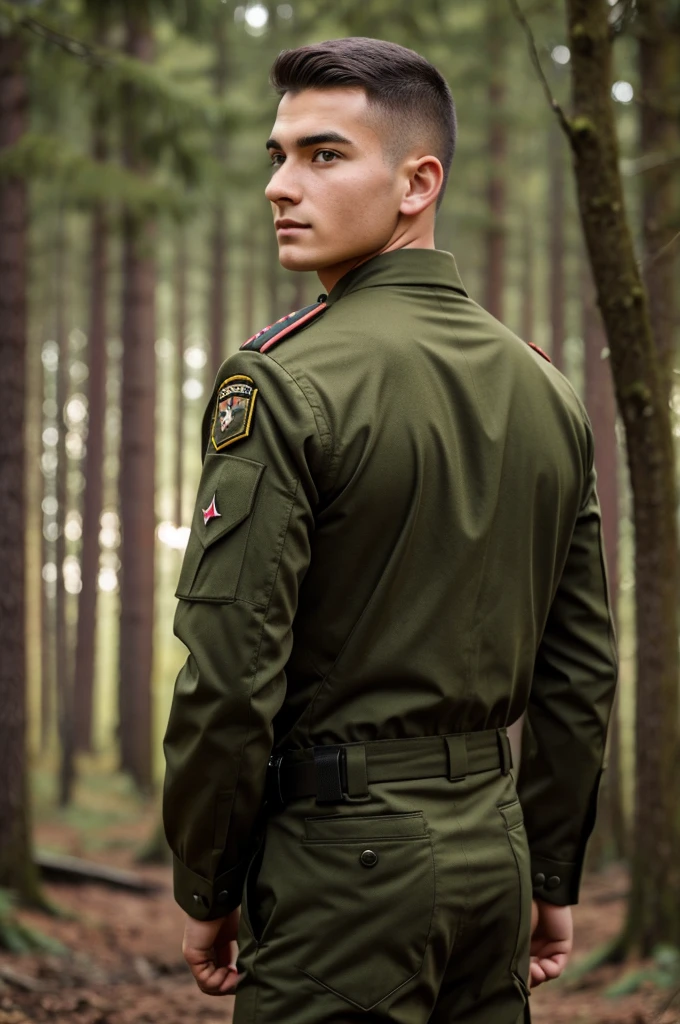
[182,907,241,996]
[529,898,573,988]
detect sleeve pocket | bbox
[175,454,264,602]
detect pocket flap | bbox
[304,812,426,842]
[192,455,264,550]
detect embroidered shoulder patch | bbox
[240,300,327,354]
[528,342,552,363]
[211,375,258,451]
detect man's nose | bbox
[265,162,302,206]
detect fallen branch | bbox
[35,851,164,894]
[0,963,46,993]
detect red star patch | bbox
[202,495,221,526]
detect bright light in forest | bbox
[157,521,191,550]
[63,556,82,594]
[43,426,59,447]
[101,510,119,530]
[44,521,59,542]
[185,346,207,370]
[70,361,89,384]
[43,399,58,418]
[41,452,58,476]
[65,513,82,541]
[42,562,57,583]
[66,431,84,459]
[183,379,204,401]
[100,527,120,550]
[551,46,570,65]
[41,340,58,372]
[245,3,269,32]
[66,396,87,424]
[98,567,118,593]
[277,4,293,17]
[612,81,634,104]
[42,496,58,516]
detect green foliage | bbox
[604,945,680,997]
[0,889,66,954]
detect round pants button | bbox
[360,849,378,868]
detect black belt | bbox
[266,728,513,807]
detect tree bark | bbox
[54,212,74,807]
[565,0,680,954]
[118,12,156,794]
[0,31,41,903]
[548,122,566,370]
[520,214,534,343]
[637,0,679,396]
[208,9,228,379]
[174,225,187,529]
[582,265,626,862]
[483,0,506,321]
[74,111,109,753]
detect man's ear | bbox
[399,155,444,217]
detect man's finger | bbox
[191,963,240,996]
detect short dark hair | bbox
[270,37,456,209]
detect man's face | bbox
[265,87,406,280]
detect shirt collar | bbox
[324,249,468,307]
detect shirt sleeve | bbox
[516,422,618,906]
[162,351,329,920]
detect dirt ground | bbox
[0,808,678,1024]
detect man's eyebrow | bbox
[265,131,354,151]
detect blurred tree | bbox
[118,3,157,794]
[565,0,680,953]
[74,80,110,754]
[208,3,229,381]
[0,25,41,903]
[484,0,507,320]
[174,223,187,529]
[637,0,679,396]
[548,121,566,369]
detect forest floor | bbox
[0,766,678,1024]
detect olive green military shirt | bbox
[162,249,617,921]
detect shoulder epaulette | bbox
[528,341,551,363]
[240,298,328,354]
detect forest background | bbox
[0,0,679,1022]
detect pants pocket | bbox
[498,800,532,984]
[294,812,435,1011]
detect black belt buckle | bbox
[266,755,284,807]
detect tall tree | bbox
[548,122,566,369]
[118,6,156,793]
[74,93,109,753]
[483,0,507,320]
[174,223,187,529]
[637,0,679,396]
[564,0,680,953]
[0,28,41,903]
[208,5,228,379]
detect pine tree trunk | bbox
[582,266,626,862]
[548,122,566,370]
[0,31,41,903]
[637,0,679,396]
[267,220,281,325]
[243,216,257,340]
[483,0,506,321]
[566,0,680,954]
[520,215,534,342]
[118,12,156,794]
[174,227,187,529]
[74,116,108,753]
[54,213,74,806]
[209,10,228,378]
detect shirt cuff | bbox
[530,854,582,906]
[172,856,247,920]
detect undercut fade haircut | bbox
[270,37,456,211]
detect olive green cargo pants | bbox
[233,766,532,1023]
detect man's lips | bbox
[275,219,310,231]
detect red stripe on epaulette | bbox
[240,301,327,354]
[528,342,551,363]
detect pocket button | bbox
[360,849,379,868]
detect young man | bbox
[163,38,617,1024]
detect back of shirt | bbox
[163,249,617,919]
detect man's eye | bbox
[313,150,338,163]
[270,153,285,167]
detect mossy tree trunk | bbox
[0,30,42,905]
[565,0,680,954]
[637,0,679,397]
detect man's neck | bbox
[317,232,436,295]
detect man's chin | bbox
[277,243,360,275]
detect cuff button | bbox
[533,873,546,887]
[192,893,208,908]
[217,890,230,904]
[545,875,561,891]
